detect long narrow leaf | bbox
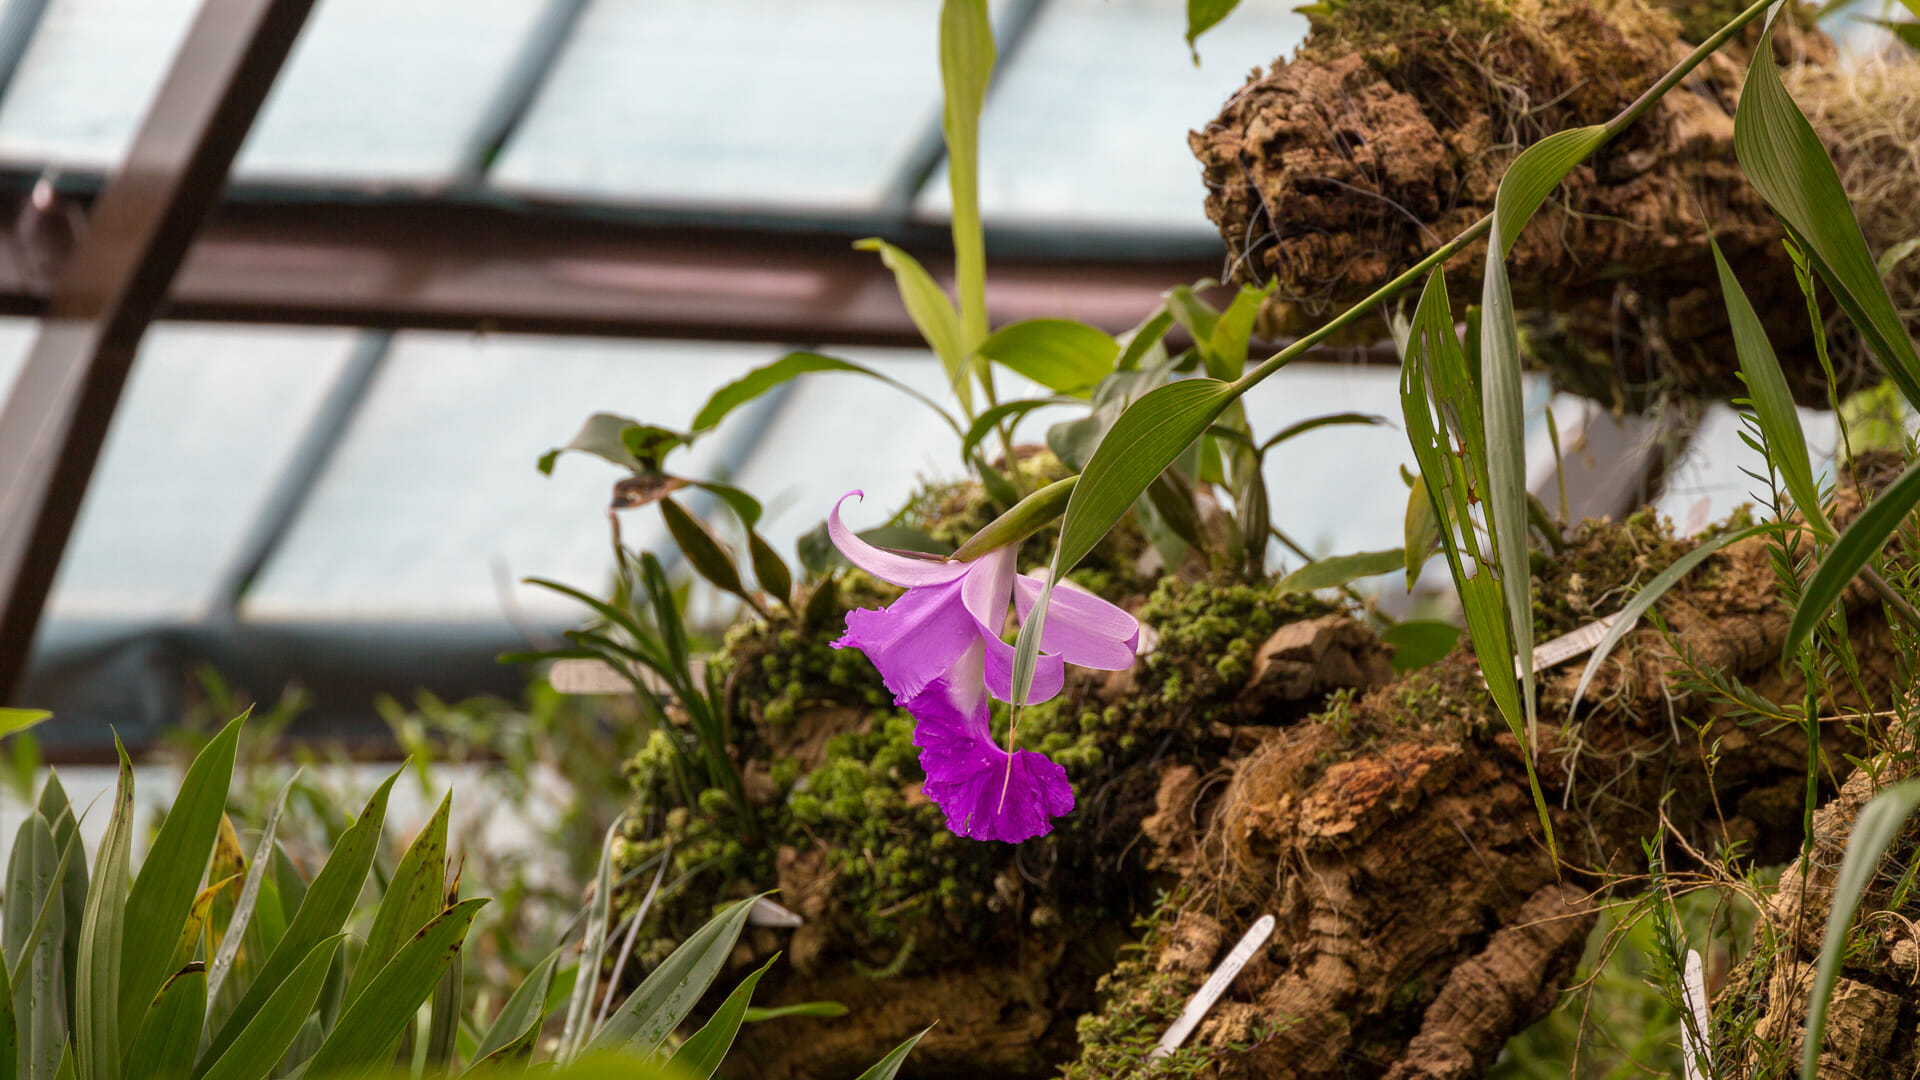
[855,240,972,413]
[852,1026,933,1080]
[119,715,242,1049]
[8,813,63,1080]
[664,954,779,1078]
[125,968,204,1080]
[558,822,618,1064]
[37,774,86,1021]
[690,351,960,438]
[205,776,294,1015]
[466,946,561,1070]
[1274,549,1405,594]
[589,896,761,1057]
[1801,780,1920,1080]
[1786,458,1920,662]
[939,0,994,355]
[75,741,134,1080]
[194,935,343,1080]
[342,792,450,1006]
[301,899,488,1076]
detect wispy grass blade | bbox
[1785,457,1920,662]
[205,775,294,1017]
[75,740,133,1080]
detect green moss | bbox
[1301,0,1513,45]
[1530,509,1690,640]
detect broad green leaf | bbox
[1570,524,1773,714]
[38,775,85,1024]
[665,954,778,1078]
[687,480,763,531]
[855,240,972,413]
[1785,458,1920,662]
[1163,284,1219,352]
[590,896,761,1057]
[1115,309,1174,371]
[1736,27,1920,411]
[1801,779,1920,1080]
[119,714,242,1050]
[125,967,204,1080]
[1022,377,1237,703]
[302,898,488,1076]
[538,413,650,475]
[1185,0,1240,54]
[200,770,400,1069]
[8,813,63,1080]
[1275,549,1405,594]
[558,823,618,1064]
[742,1001,848,1023]
[466,947,561,1070]
[342,792,449,1007]
[1205,282,1271,380]
[75,741,133,1080]
[960,397,1073,461]
[194,935,342,1080]
[0,712,47,741]
[1713,242,1830,536]
[978,320,1119,396]
[661,498,750,602]
[205,777,294,1017]
[951,477,1076,561]
[1380,620,1461,674]
[852,1026,933,1080]
[690,352,959,439]
[1483,124,1606,755]
[748,532,793,608]
[939,0,994,355]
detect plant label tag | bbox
[1516,614,1620,677]
[549,659,631,694]
[1150,913,1275,1060]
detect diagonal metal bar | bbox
[452,0,591,188]
[0,0,319,702]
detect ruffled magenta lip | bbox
[827,489,1140,842]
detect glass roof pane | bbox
[1655,405,1841,532]
[44,324,357,621]
[0,0,199,168]
[920,0,1309,230]
[0,317,37,400]
[242,334,774,623]
[492,0,974,210]
[235,0,550,182]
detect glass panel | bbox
[491,0,962,210]
[0,317,38,401]
[242,334,776,623]
[0,0,199,168]
[44,324,357,621]
[235,0,551,181]
[920,0,1310,230]
[1655,405,1841,532]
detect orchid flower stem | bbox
[1226,0,1772,402]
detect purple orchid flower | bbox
[828,491,1140,843]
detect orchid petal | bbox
[907,674,1074,843]
[828,491,970,587]
[1012,574,1140,670]
[833,579,976,701]
[981,631,1065,705]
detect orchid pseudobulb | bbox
[828,491,1139,843]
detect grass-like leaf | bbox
[466,946,561,1070]
[302,899,488,1076]
[588,895,761,1058]
[853,1025,934,1080]
[1785,457,1920,663]
[0,710,47,740]
[205,777,294,1018]
[119,714,242,1050]
[557,823,618,1063]
[690,351,961,439]
[664,953,779,1078]
[75,741,133,1080]
[194,935,342,1080]
[342,792,449,1007]
[1735,24,1920,411]
[1800,779,1920,1080]
[125,967,204,1080]
[939,0,994,359]
[8,811,64,1080]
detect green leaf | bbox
[687,480,762,531]
[748,531,793,608]
[1786,457,1920,663]
[1020,377,1238,703]
[855,240,972,413]
[1380,620,1461,674]
[977,320,1119,396]
[1403,478,1440,588]
[1185,0,1240,55]
[119,715,242,1051]
[1115,309,1174,371]
[660,498,752,604]
[539,413,653,475]
[194,935,343,1080]
[691,351,959,439]
[557,823,618,1064]
[342,792,450,1007]
[125,967,205,1080]
[1801,779,1920,1080]
[302,898,488,1077]
[205,776,294,1015]
[1735,26,1920,412]
[200,770,400,1069]
[852,1026,933,1080]
[75,740,134,1080]
[590,896,761,1057]
[1258,412,1388,455]
[1713,241,1830,536]
[0,711,47,740]
[742,1001,848,1023]
[1205,282,1271,380]
[664,954,778,1078]
[1275,549,1405,594]
[1482,123,1606,757]
[38,775,86,1028]
[939,0,994,356]
[960,397,1074,461]
[7,813,63,1080]
[951,477,1076,561]
[1163,284,1219,352]
[466,947,561,1070]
